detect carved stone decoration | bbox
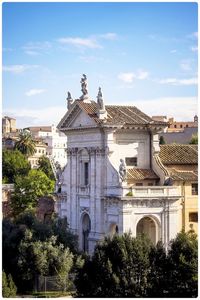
[80,74,89,101]
[119,159,127,182]
[97,87,105,110]
[67,91,73,110]
[80,206,90,214]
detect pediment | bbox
[57,102,96,130]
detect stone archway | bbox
[82,213,91,252]
[109,223,119,237]
[136,216,157,244]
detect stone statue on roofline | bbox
[67,91,73,110]
[80,74,88,99]
[97,87,105,110]
[119,159,127,182]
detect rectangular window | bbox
[189,212,198,222]
[136,183,143,186]
[84,162,89,186]
[192,183,198,195]
[125,157,137,166]
[148,183,154,186]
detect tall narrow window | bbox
[84,162,89,185]
[192,183,198,195]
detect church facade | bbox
[57,75,182,254]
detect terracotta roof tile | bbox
[168,168,198,181]
[159,144,198,165]
[127,168,159,181]
[77,100,167,126]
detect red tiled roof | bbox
[127,168,159,181]
[168,168,198,181]
[159,144,198,165]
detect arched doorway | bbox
[136,216,157,244]
[82,214,91,252]
[109,223,119,237]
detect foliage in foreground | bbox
[75,231,198,298]
[37,155,55,180]
[189,134,198,144]
[3,212,78,293]
[2,271,17,298]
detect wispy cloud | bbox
[158,77,197,86]
[25,89,46,97]
[3,64,39,74]
[170,49,177,53]
[188,32,198,39]
[118,69,149,83]
[99,33,118,40]
[57,37,102,49]
[191,46,198,52]
[180,59,191,71]
[22,41,52,55]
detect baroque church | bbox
[57,75,182,254]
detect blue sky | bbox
[2,2,198,128]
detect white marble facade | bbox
[57,76,182,253]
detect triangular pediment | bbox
[57,101,96,130]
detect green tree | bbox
[37,155,55,180]
[11,169,55,215]
[189,134,198,144]
[159,135,166,145]
[14,130,36,157]
[18,233,74,291]
[2,149,31,183]
[2,271,17,298]
[75,233,153,297]
[167,231,198,297]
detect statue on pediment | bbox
[81,74,88,97]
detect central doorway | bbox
[136,216,157,244]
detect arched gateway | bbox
[136,216,159,245]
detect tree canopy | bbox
[37,155,55,180]
[75,231,198,298]
[14,130,36,157]
[189,134,198,144]
[3,212,78,293]
[11,169,55,215]
[2,149,31,183]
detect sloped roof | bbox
[127,168,159,181]
[168,168,198,181]
[58,99,167,129]
[159,144,198,165]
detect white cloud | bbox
[3,106,66,128]
[118,69,149,83]
[137,69,149,80]
[25,89,46,97]
[132,97,197,121]
[22,41,52,55]
[99,33,118,40]
[170,49,177,53]
[3,64,39,74]
[118,72,135,83]
[158,77,197,86]
[57,37,102,49]
[180,59,191,71]
[191,46,198,52]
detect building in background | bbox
[159,144,198,234]
[153,115,198,144]
[24,125,67,167]
[2,116,17,134]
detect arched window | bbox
[79,149,90,186]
